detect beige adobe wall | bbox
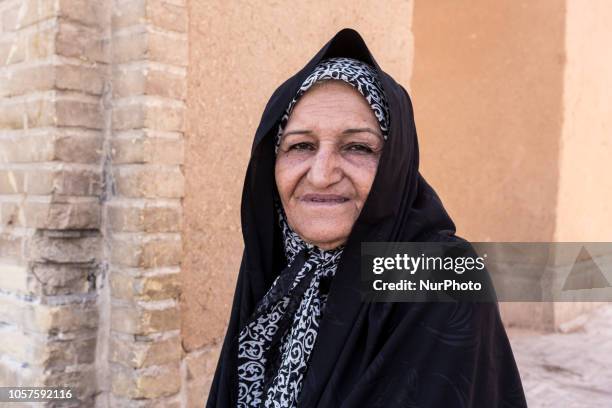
[411,0,564,243]
[556,0,612,242]
[411,0,565,331]
[412,0,610,330]
[183,1,414,404]
[552,0,612,326]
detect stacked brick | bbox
[0,0,189,406]
[0,0,109,405]
[107,0,186,406]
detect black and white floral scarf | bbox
[237,57,390,408]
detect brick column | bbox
[107,0,186,406]
[0,0,109,405]
[1,0,188,406]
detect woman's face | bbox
[275,81,384,250]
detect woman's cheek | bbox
[343,152,380,170]
[276,157,309,195]
[345,157,379,185]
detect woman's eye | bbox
[288,142,315,151]
[345,144,374,154]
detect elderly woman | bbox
[207,29,526,408]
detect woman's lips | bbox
[299,193,350,205]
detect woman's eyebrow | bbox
[282,127,383,139]
[282,129,313,137]
[342,127,383,139]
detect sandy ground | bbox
[508,305,612,407]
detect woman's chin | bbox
[308,238,347,251]
[295,223,350,250]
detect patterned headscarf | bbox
[237,57,390,408]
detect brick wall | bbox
[0,0,192,406]
[107,0,187,406]
[0,0,108,405]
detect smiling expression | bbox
[275,80,384,250]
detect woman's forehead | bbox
[286,81,379,126]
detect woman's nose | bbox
[307,148,342,188]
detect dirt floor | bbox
[508,305,612,407]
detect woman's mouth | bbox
[299,194,350,205]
